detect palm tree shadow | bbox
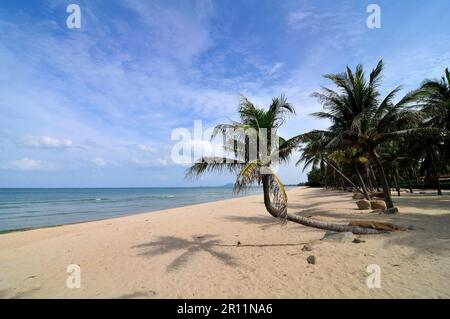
[0,287,41,299]
[382,212,450,258]
[287,198,351,211]
[131,235,237,272]
[222,215,281,230]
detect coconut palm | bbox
[187,95,384,234]
[297,130,370,199]
[187,95,298,219]
[310,60,421,212]
[413,68,450,191]
[406,131,446,195]
[415,68,450,132]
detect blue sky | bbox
[0,0,449,187]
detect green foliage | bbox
[187,95,299,193]
[300,61,450,199]
[306,167,323,187]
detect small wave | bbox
[0,197,109,205]
[113,195,176,201]
[0,210,92,220]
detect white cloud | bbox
[122,0,213,63]
[130,156,169,169]
[158,158,168,166]
[170,138,226,166]
[267,62,284,77]
[287,11,314,30]
[185,138,224,158]
[20,135,73,149]
[137,144,156,152]
[286,4,364,38]
[2,157,50,171]
[92,157,107,167]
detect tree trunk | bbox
[408,168,414,194]
[413,167,419,185]
[394,170,401,197]
[369,150,395,211]
[434,171,442,196]
[428,152,443,196]
[261,176,384,234]
[425,169,432,185]
[286,214,384,234]
[323,159,368,198]
[356,169,370,200]
[341,178,348,192]
[370,165,380,192]
[366,166,374,192]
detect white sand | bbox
[0,187,449,298]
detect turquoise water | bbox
[0,187,266,232]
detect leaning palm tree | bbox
[187,95,385,234]
[310,60,421,213]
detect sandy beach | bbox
[0,187,449,299]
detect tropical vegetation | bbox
[187,61,449,232]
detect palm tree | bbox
[413,68,450,193]
[407,131,446,195]
[297,131,370,199]
[187,95,384,234]
[415,68,450,132]
[310,60,421,213]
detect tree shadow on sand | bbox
[0,287,40,299]
[393,194,450,210]
[222,215,282,230]
[292,189,350,201]
[132,235,237,272]
[382,212,450,258]
[132,234,308,272]
[287,198,351,211]
[222,215,320,234]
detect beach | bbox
[0,187,449,298]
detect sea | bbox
[0,187,271,232]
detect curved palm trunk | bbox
[369,150,395,211]
[261,176,384,234]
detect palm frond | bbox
[186,157,245,179]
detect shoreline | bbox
[0,187,279,235]
[0,189,267,235]
[0,187,449,298]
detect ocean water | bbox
[0,187,267,232]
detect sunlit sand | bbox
[0,187,449,298]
